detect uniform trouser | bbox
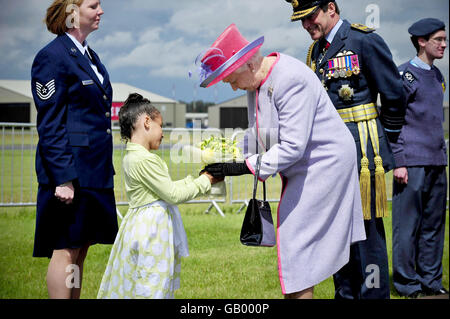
[392,166,447,296]
[333,175,390,299]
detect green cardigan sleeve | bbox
[132,155,211,205]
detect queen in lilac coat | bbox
[198,24,366,298]
[243,52,366,295]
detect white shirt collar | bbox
[65,32,92,59]
[326,19,343,44]
[65,32,103,84]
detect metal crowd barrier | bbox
[0,123,37,207]
[0,122,448,214]
[0,123,231,217]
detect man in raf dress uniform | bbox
[284,0,406,299]
[391,18,448,298]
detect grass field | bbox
[0,127,448,299]
[0,202,448,299]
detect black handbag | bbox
[240,155,276,247]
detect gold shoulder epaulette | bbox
[351,23,375,33]
[306,40,318,69]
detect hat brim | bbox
[200,36,264,88]
[291,6,319,22]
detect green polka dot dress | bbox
[97,143,211,299]
[97,204,181,299]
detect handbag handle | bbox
[252,154,266,201]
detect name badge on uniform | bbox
[82,80,94,86]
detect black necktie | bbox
[84,50,94,64]
[85,49,103,75]
[86,49,101,70]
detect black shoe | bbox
[407,290,425,299]
[425,288,449,296]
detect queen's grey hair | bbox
[234,50,263,74]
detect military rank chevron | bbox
[36,79,56,101]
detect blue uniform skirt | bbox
[33,184,119,258]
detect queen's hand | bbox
[202,162,252,177]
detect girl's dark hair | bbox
[119,93,161,141]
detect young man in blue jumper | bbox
[392,18,448,298]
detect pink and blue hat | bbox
[196,24,264,88]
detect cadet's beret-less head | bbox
[408,18,446,37]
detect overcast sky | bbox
[0,0,448,103]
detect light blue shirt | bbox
[326,19,343,44]
[65,32,104,84]
[409,56,432,70]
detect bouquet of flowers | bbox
[184,135,243,196]
[198,136,242,163]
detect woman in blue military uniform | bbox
[285,0,406,299]
[31,0,118,299]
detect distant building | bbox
[0,80,186,128]
[208,94,248,129]
[185,112,208,128]
[0,80,35,123]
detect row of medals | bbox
[318,50,360,101]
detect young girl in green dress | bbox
[97,93,219,299]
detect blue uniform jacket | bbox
[391,61,447,167]
[309,20,406,172]
[31,34,115,188]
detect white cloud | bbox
[95,31,134,50]
[262,26,311,57]
[106,1,308,78]
[108,27,204,79]
[0,0,448,102]
[138,27,163,43]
